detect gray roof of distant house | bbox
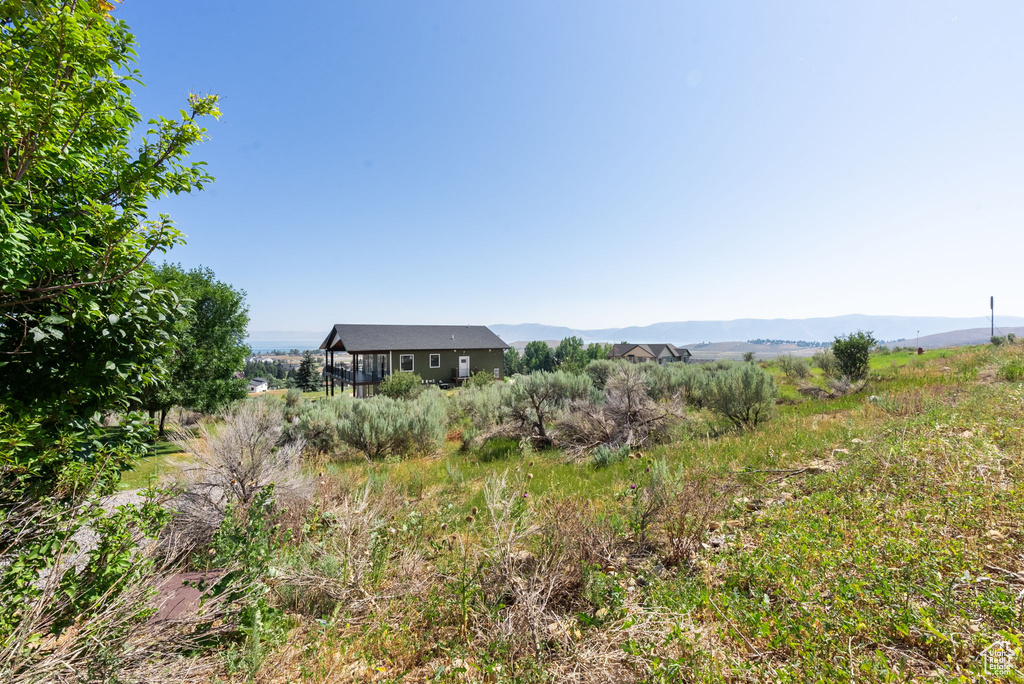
[250,377,267,384]
[611,343,691,358]
[320,324,509,353]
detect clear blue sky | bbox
[117,1,1024,333]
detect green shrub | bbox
[335,391,446,460]
[466,371,496,389]
[702,362,778,429]
[832,331,876,381]
[991,335,1007,346]
[776,354,811,380]
[644,362,708,403]
[289,397,350,453]
[590,444,629,468]
[810,349,836,379]
[585,359,621,389]
[376,372,422,399]
[1008,333,1017,343]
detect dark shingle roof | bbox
[611,343,691,358]
[320,324,509,353]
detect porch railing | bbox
[325,365,385,384]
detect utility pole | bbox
[991,296,995,337]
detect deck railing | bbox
[325,365,384,384]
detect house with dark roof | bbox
[609,343,691,366]
[319,324,509,397]
[247,377,269,393]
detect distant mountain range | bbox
[488,314,1024,346]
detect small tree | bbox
[554,336,587,373]
[831,331,876,381]
[522,340,555,373]
[377,372,422,399]
[504,347,524,376]
[142,263,250,434]
[703,362,778,429]
[295,351,321,391]
[585,342,611,361]
[742,351,756,363]
[991,335,1006,346]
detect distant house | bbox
[319,324,509,397]
[609,343,691,365]
[248,377,269,393]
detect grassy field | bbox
[135,344,1024,682]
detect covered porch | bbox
[322,350,391,397]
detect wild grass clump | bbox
[998,359,1024,382]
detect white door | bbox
[458,355,470,378]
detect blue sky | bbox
[118,1,1024,333]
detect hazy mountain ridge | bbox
[489,315,1024,346]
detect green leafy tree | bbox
[0,2,222,667]
[143,264,249,434]
[522,340,555,373]
[504,347,524,376]
[554,336,587,373]
[831,331,876,381]
[585,342,611,361]
[295,351,321,392]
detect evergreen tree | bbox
[295,351,321,391]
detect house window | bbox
[429,354,440,368]
[493,368,500,378]
[400,354,414,372]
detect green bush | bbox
[644,362,708,403]
[831,331,876,381]
[376,372,422,399]
[702,362,778,429]
[335,391,446,460]
[776,354,811,380]
[289,397,351,453]
[585,359,621,389]
[466,371,496,389]
[811,349,839,378]
[590,444,629,468]
[991,335,1007,346]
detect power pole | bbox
[991,296,995,337]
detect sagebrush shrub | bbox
[702,362,778,429]
[776,354,811,380]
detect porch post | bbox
[324,350,328,397]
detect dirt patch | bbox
[150,570,225,623]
